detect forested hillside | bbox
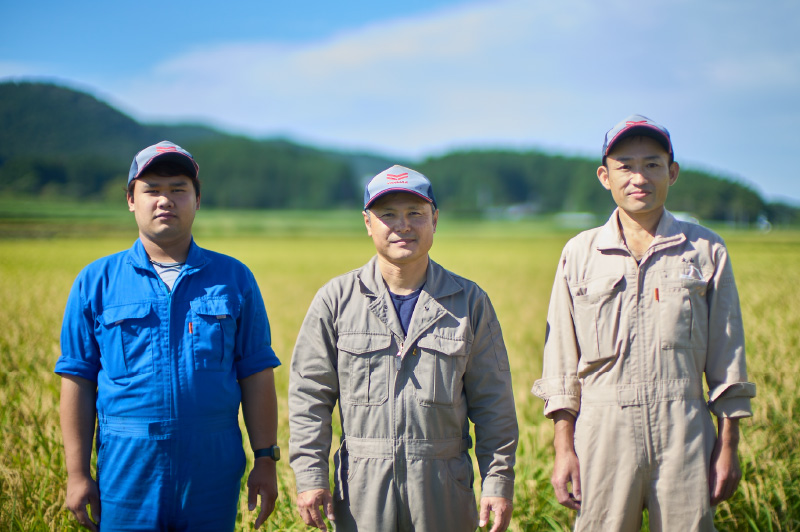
[1,81,796,223]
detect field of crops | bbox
[1,208,799,531]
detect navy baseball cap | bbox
[128,141,199,186]
[602,114,673,162]
[364,165,437,209]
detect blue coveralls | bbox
[56,239,280,531]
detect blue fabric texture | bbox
[56,238,280,529]
[388,287,422,335]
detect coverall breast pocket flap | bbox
[572,274,625,302]
[336,332,392,355]
[100,302,155,379]
[416,335,470,357]
[337,333,391,406]
[190,298,238,372]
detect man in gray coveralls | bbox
[289,165,518,532]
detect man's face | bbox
[127,173,200,248]
[597,135,679,217]
[363,192,438,267]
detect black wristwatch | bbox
[253,445,280,461]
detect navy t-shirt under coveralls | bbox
[56,238,280,531]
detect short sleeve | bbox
[55,274,101,382]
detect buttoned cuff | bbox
[293,469,331,494]
[481,475,515,500]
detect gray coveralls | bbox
[290,256,518,532]
[533,209,755,532]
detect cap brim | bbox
[606,126,672,156]
[364,188,434,209]
[141,152,198,178]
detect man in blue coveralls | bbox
[56,141,281,531]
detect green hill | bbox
[1,81,796,223]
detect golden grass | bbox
[1,226,798,531]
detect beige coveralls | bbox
[533,209,755,532]
[290,257,518,532]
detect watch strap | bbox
[253,445,280,461]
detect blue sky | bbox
[2,0,799,205]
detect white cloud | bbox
[110,1,604,148]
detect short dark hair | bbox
[126,161,201,198]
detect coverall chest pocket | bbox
[571,274,626,364]
[99,302,156,380]
[337,333,391,406]
[659,276,708,350]
[413,335,469,407]
[190,298,238,372]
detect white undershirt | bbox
[149,260,184,291]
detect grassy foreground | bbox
[1,211,799,531]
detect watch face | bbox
[255,445,280,461]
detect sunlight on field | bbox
[1,220,799,531]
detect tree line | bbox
[1,81,796,224]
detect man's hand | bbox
[709,417,742,506]
[247,458,278,529]
[297,488,335,531]
[551,410,581,510]
[65,474,100,532]
[478,496,512,531]
[552,448,582,510]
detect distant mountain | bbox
[0,81,796,223]
[0,81,391,207]
[0,82,226,159]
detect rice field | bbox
[1,210,798,531]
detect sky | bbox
[2,0,799,205]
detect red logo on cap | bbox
[156,146,179,153]
[626,120,649,127]
[387,172,408,184]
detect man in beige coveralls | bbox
[533,115,756,531]
[289,165,517,532]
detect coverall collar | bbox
[357,255,462,300]
[357,255,464,346]
[596,208,686,255]
[126,237,209,275]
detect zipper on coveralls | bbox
[396,342,403,371]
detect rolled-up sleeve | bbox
[234,270,280,380]
[705,244,756,418]
[532,252,581,418]
[464,292,518,500]
[289,290,340,493]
